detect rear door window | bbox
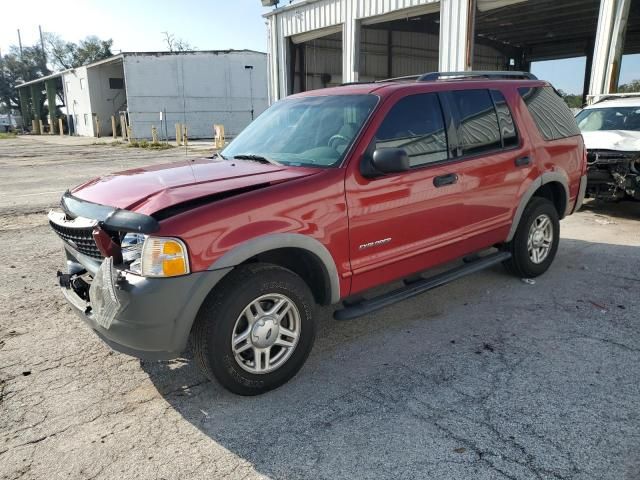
[519,86,580,140]
[450,89,502,156]
[374,93,448,168]
[490,90,518,148]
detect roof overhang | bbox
[15,71,64,89]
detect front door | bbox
[345,91,472,295]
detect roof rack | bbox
[417,71,537,81]
[375,74,421,83]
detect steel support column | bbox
[18,87,32,130]
[45,79,57,134]
[267,15,288,102]
[342,14,360,84]
[589,0,631,96]
[30,84,43,134]
[440,0,476,71]
[583,38,595,104]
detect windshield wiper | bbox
[233,154,281,166]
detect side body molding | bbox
[209,233,342,304]
[506,172,570,242]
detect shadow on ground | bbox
[581,198,640,220]
[142,238,640,480]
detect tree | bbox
[557,89,583,109]
[618,79,640,93]
[0,45,49,116]
[162,32,194,52]
[44,33,113,70]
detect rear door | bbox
[443,87,533,242]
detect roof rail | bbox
[375,74,421,83]
[417,71,538,81]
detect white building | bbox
[17,50,268,139]
[264,0,639,102]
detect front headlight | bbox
[123,235,190,277]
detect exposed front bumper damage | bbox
[48,207,231,360]
[59,246,231,360]
[586,150,640,201]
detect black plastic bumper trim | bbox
[62,191,160,234]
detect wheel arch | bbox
[208,233,341,305]
[507,172,569,242]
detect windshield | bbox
[222,94,378,167]
[576,106,640,132]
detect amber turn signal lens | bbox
[140,237,190,277]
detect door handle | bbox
[515,156,531,167]
[433,173,458,187]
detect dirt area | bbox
[1,135,639,480]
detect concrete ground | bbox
[0,135,639,480]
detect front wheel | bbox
[193,263,316,395]
[502,197,560,278]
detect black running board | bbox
[334,251,511,321]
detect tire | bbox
[193,263,316,396]
[502,197,560,278]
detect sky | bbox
[531,54,640,95]
[0,0,271,57]
[2,0,639,96]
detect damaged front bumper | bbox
[48,205,231,360]
[58,246,230,360]
[586,150,640,201]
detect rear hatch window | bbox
[519,86,580,141]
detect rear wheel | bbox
[193,263,316,396]
[502,197,560,278]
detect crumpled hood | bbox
[581,130,640,152]
[71,158,320,216]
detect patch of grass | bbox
[93,140,124,146]
[148,141,174,150]
[128,140,173,150]
[0,132,17,139]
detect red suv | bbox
[49,71,587,395]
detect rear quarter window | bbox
[518,86,580,141]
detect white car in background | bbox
[576,95,640,201]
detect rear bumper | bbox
[60,250,231,360]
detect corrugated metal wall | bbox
[473,42,509,71]
[294,26,441,91]
[391,31,440,77]
[359,29,440,81]
[125,52,268,139]
[295,33,344,90]
[277,0,439,38]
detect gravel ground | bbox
[1,136,639,480]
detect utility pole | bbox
[17,29,23,57]
[38,25,47,66]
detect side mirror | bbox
[362,148,410,178]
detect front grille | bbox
[587,150,637,165]
[49,221,103,259]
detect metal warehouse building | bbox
[16,50,268,139]
[264,0,639,101]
